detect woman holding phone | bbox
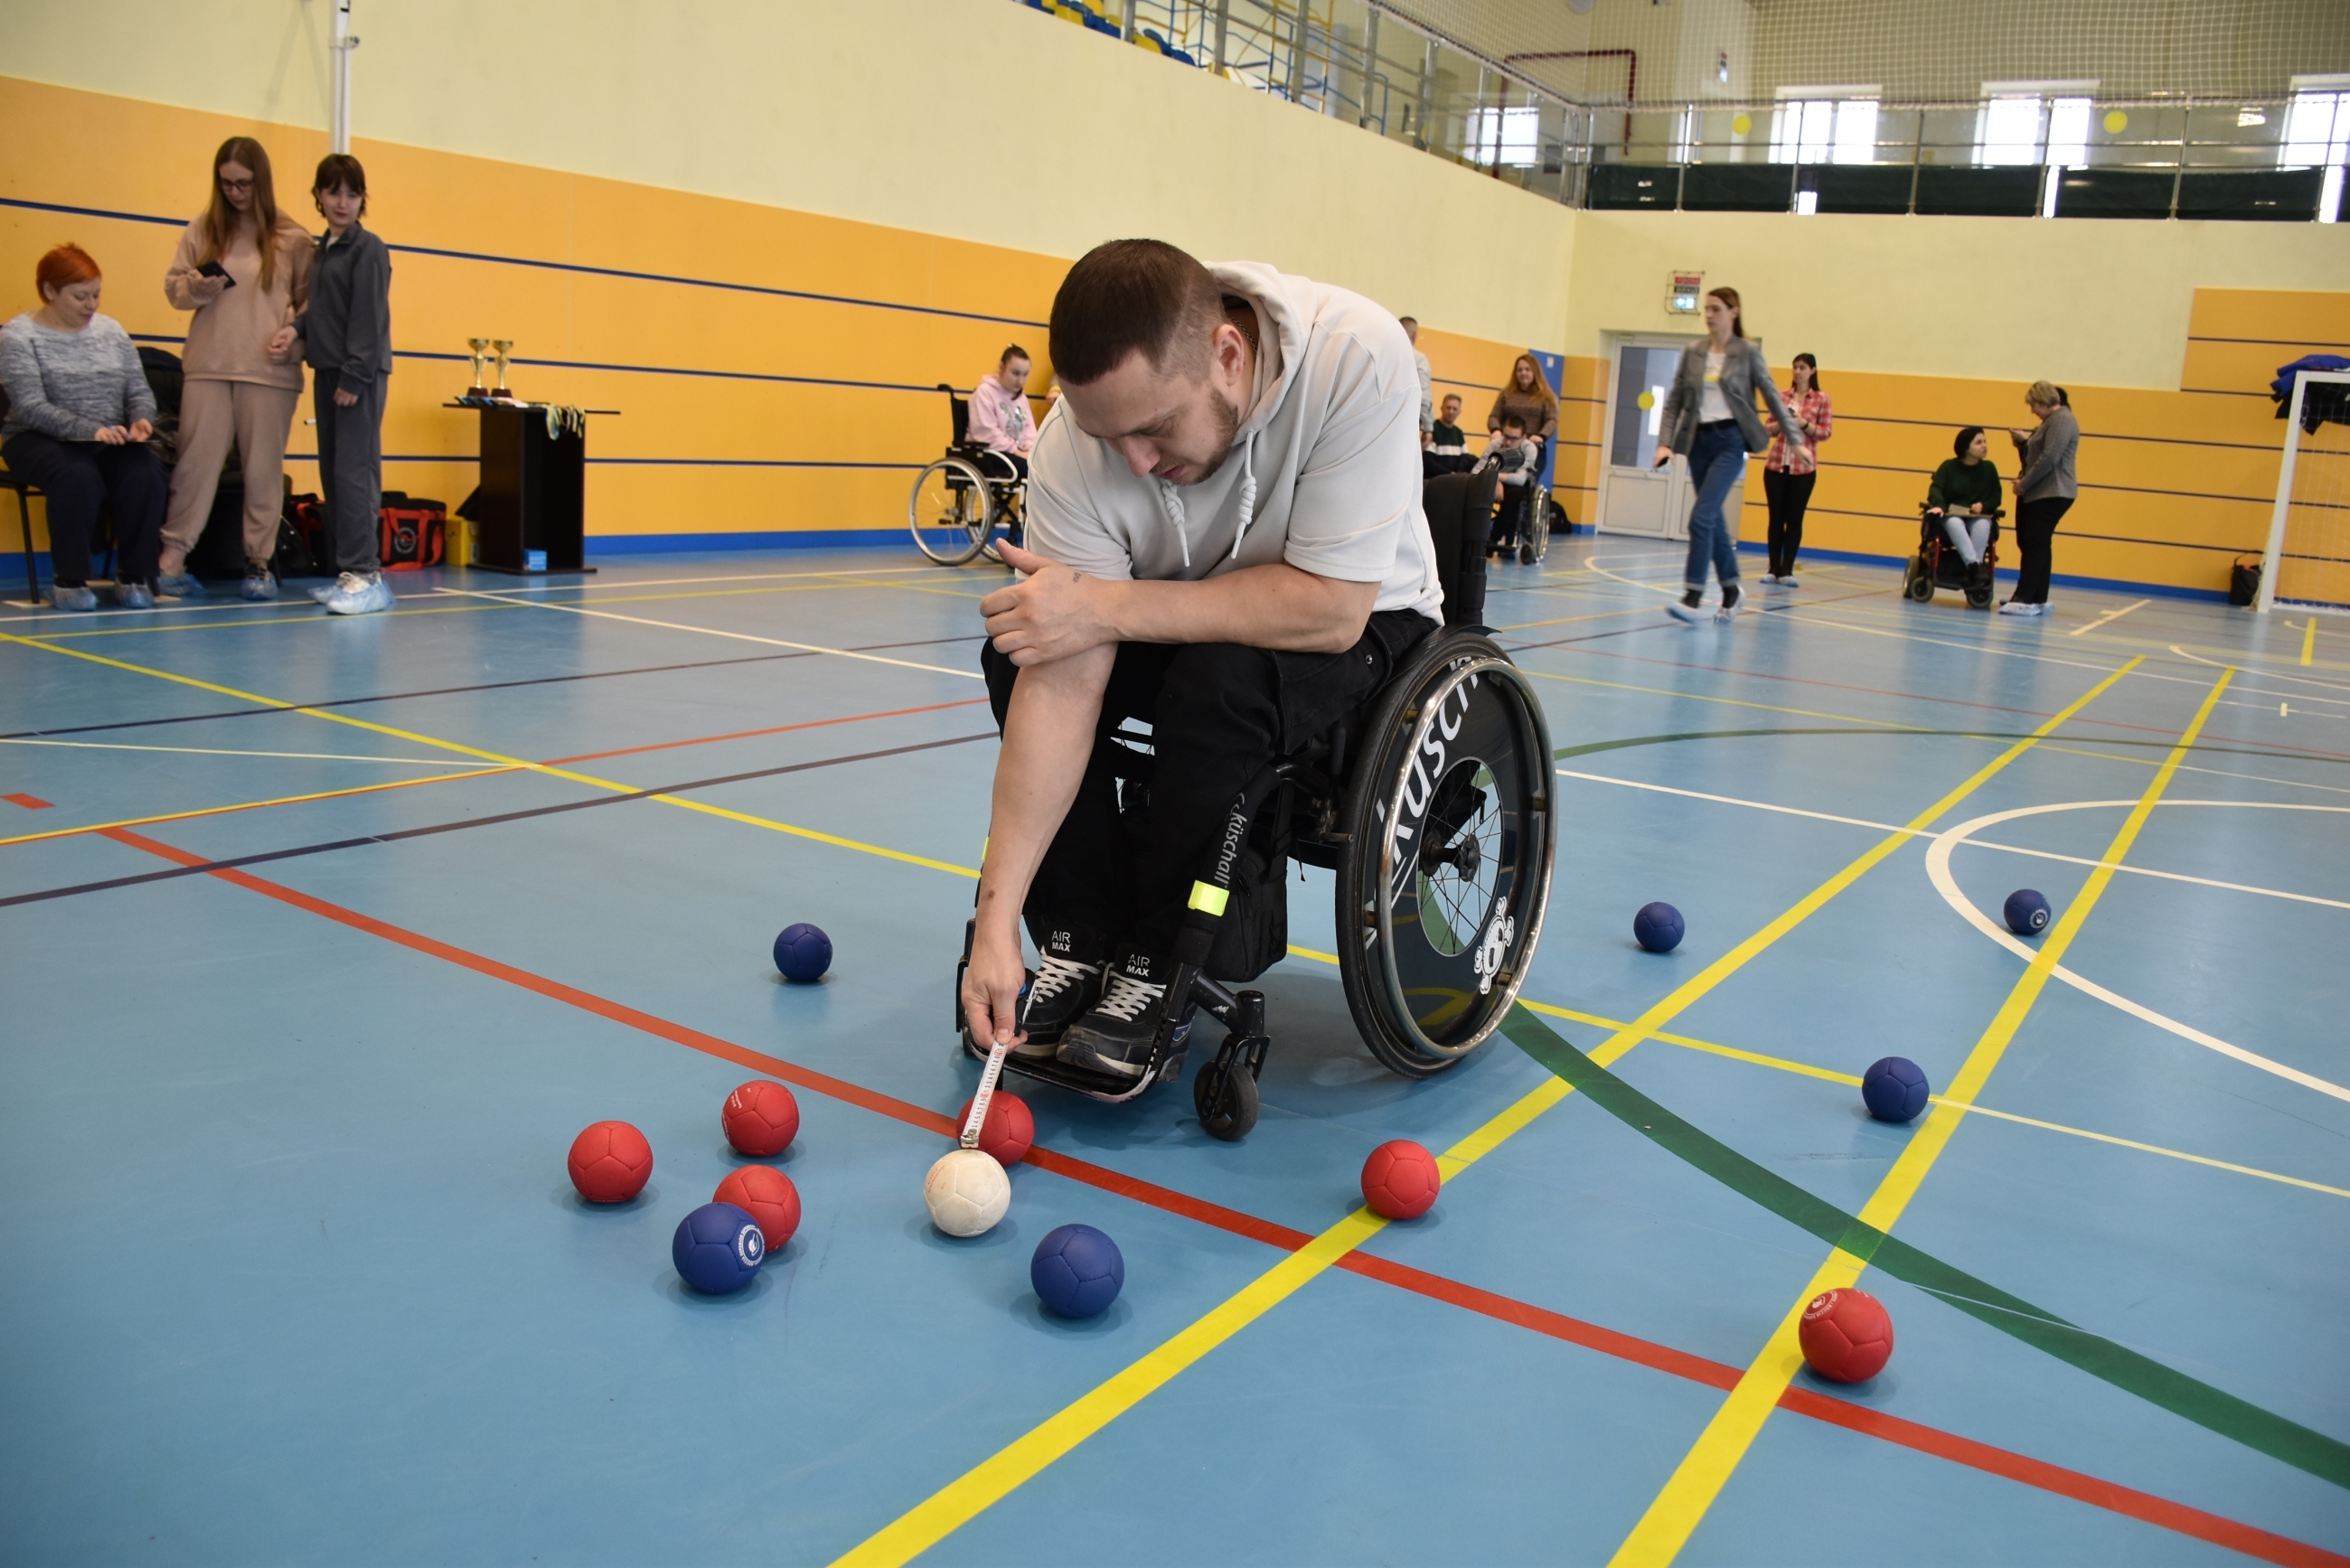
[155,137,312,601]
[1653,286,1802,623]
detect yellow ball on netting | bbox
[1731,113,1753,136]
[1637,391,1657,410]
[2103,110,2129,134]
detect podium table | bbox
[451,402,612,575]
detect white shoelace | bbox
[1025,953,1096,1010]
[1090,969,1167,1024]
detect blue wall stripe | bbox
[1,195,1048,329]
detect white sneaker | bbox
[322,571,395,615]
[1779,575,1799,587]
[1715,583,1745,623]
[1997,599,2042,616]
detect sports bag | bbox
[378,493,446,571]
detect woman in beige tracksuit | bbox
[155,136,313,600]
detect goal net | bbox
[2261,371,2350,616]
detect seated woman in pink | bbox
[966,344,1039,476]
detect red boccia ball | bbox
[1360,1140,1442,1220]
[1799,1287,1895,1384]
[954,1092,1035,1166]
[714,1164,801,1251]
[722,1079,800,1157]
[567,1120,653,1203]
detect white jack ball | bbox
[924,1148,1010,1236]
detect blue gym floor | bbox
[2,543,2345,1566]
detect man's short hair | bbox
[1000,343,1029,366]
[1501,413,1527,432]
[1048,239,1226,387]
[1441,393,1462,408]
[1397,315,1417,329]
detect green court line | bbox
[1499,1005,2350,1492]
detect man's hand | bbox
[267,325,297,363]
[960,924,1029,1052]
[334,385,359,408]
[92,425,128,446]
[983,541,1117,666]
[127,419,154,443]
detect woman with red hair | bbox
[155,136,313,601]
[0,245,168,610]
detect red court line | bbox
[91,823,2349,1568]
[4,793,53,809]
[541,697,990,765]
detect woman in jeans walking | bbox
[2002,380,2078,616]
[1653,287,1804,624]
[1759,352,1830,587]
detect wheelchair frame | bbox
[953,622,1556,1141]
[909,384,1029,566]
[1905,503,2004,611]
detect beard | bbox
[1172,386,1245,486]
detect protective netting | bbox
[2266,372,2350,615]
[1369,0,2350,106]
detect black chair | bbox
[954,458,1556,1140]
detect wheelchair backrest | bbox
[1421,462,1499,627]
[936,383,971,447]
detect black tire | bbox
[1518,487,1552,565]
[1193,1056,1259,1141]
[1905,559,1934,603]
[1333,633,1556,1080]
[1966,586,1993,610]
[908,458,993,565]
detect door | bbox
[1597,336,1697,539]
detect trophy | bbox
[465,337,490,398]
[491,340,515,401]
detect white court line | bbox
[2171,643,2350,697]
[2067,597,2151,636]
[0,737,506,767]
[0,597,308,626]
[1928,1098,2350,1199]
[1556,768,2350,910]
[433,587,984,680]
[1924,800,2350,1103]
[484,563,958,593]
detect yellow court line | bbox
[0,634,981,879]
[2307,617,2320,668]
[1607,662,2229,1568]
[829,659,2139,1568]
[1493,604,1661,633]
[0,768,525,849]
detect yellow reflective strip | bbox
[1187,880,1228,915]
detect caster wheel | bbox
[1967,587,1993,610]
[1906,565,1934,604]
[1193,1056,1260,1141]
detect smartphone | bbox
[196,260,236,288]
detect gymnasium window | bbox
[1770,87,1881,164]
[1975,81,2100,167]
[1469,105,1539,168]
[2282,77,2349,222]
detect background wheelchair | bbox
[1904,503,2004,610]
[908,383,1029,566]
[954,463,1558,1141]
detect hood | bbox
[1208,258,1308,444]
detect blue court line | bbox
[1,196,1048,329]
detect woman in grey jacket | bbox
[2001,380,2078,616]
[1652,286,1803,623]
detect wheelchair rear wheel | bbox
[1334,633,1556,1080]
[909,458,994,565]
[1518,486,1552,566]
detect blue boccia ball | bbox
[2003,889,2052,936]
[1031,1224,1124,1319]
[1862,1056,1932,1123]
[772,922,833,982]
[1633,902,1685,953]
[672,1201,766,1293]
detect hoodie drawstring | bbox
[1154,479,1191,570]
[1153,429,1260,572]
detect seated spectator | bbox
[1926,425,2001,587]
[1487,413,1535,554]
[967,344,1039,476]
[1422,392,1474,479]
[0,244,167,610]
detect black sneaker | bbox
[1666,587,1704,624]
[1056,948,1194,1081]
[1015,931,1105,1055]
[1716,582,1745,623]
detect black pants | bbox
[982,609,1433,960]
[2012,496,2073,604]
[1762,467,1815,577]
[315,374,387,573]
[1490,484,1528,550]
[1,432,165,587]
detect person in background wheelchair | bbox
[1484,413,1536,557]
[962,239,1441,1083]
[966,344,1038,479]
[1924,425,2001,592]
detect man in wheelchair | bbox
[961,239,1443,1084]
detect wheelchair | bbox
[908,383,1029,566]
[1904,503,2004,611]
[954,463,1557,1141]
